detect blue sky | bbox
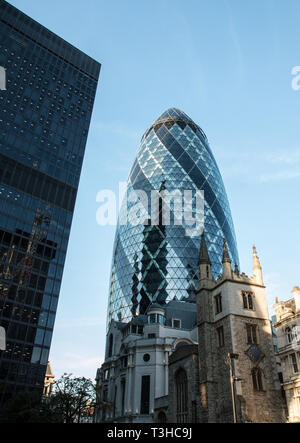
[9,0,300,380]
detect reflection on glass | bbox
[107,109,239,327]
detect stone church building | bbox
[96,234,285,423]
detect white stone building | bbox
[95,299,198,423]
[273,287,300,423]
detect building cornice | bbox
[197,277,265,294]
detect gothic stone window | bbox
[252,368,264,391]
[215,293,222,314]
[217,326,225,347]
[246,324,258,344]
[242,291,254,310]
[175,368,188,423]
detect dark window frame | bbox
[215,293,222,314]
[217,325,225,347]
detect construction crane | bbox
[0,209,51,288]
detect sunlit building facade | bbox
[273,288,300,423]
[107,108,239,326]
[0,0,100,403]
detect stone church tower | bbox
[196,233,285,423]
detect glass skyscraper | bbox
[107,108,239,326]
[0,0,100,403]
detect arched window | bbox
[175,368,188,423]
[252,368,263,391]
[292,325,299,342]
[108,334,113,357]
[286,327,293,344]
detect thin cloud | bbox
[264,272,282,316]
[266,149,300,165]
[93,121,142,141]
[51,353,104,380]
[259,170,300,183]
[215,144,300,183]
[55,316,105,329]
[223,0,245,86]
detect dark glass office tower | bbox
[107,108,239,327]
[0,0,100,403]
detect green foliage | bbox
[0,374,97,423]
[50,373,96,423]
[0,389,62,423]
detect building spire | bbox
[198,231,212,283]
[222,238,231,264]
[198,231,211,266]
[222,238,232,279]
[252,245,263,285]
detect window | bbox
[175,368,188,423]
[143,353,150,362]
[290,353,299,373]
[148,333,156,339]
[121,356,128,368]
[206,265,210,278]
[246,324,258,344]
[286,328,293,344]
[121,379,126,416]
[252,368,264,391]
[108,334,113,358]
[140,375,151,415]
[292,326,299,342]
[242,292,254,310]
[149,313,164,324]
[217,326,225,347]
[157,314,164,324]
[173,319,181,329]
[215,294,222,314]
[149,314,156,324]
[287,326,299,344]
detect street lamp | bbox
[226,353,239,423]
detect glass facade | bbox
[0,0,100,403]
[107,108,239,326]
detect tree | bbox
[0,389,61,423]
[50,373,96,423]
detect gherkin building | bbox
[107,108,239,326]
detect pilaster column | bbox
[164,350,169,396]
